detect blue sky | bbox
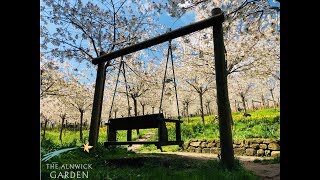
[43,3,196,83]
[41,0,279,84]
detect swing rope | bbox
[122,60,131,117]
[108,56,132,119]
[159,38,180,119]
[169,40,181,119]
[108,58,123,119]
[159,40,171,114]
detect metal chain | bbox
[169,40,181,119]
[122,59,131,117]
[159,41,171,114]
[108,59,123,119]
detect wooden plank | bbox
[108,113,163,122]
[107,127,116,141]
[104,141,183,146]
[92,11,224,65]
[105,141,159,145]
[176,122,182,142]
[106,113,164,130]
[162,119,183,123]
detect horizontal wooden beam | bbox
[104,141,183,146]
[92,10,224,65]
[162,119,183,123]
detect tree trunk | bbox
[261,95,266,109]
[234,100,237,112]
[186,103,189,123]
[207,102,211,115]
[133,97,139,135]
[212,8,234,169]
[114,111,117,118]
[42,118,48,141]
[241,95,247,113]
[59,117,65,142]
[252,100,255,110]
[270,89,276,108]
[199,91,205,125]
[89,60,107,149]
[80,110,84,142]
[64,120,67,135]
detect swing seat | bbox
[104,113,183,149]
[104,41,183,150]
[106,113,164,130]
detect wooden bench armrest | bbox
[162,119,183,123]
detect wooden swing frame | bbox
[104,113,183,149]
[88,9,235,163]
[104,38,183,150]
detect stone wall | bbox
[184,139,280,157]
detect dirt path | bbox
[126,133,279,179]
[143,151,280,179]
[127,132,155,151]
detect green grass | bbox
[40,108,278,179]
[42,127,150,147]
[253,157,280,164]
[41,139,257,180]
[137,108,280,152]
[181,108,280,125]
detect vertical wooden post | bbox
[89,57,107,149]
[212,8,234,169]
[158,120,163,149]
[80,110,84,142]
[127,130,132,142]
[176,122,181,142]
[107,126,117,142]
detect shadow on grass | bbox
[41,140,258,180]
[253,156,280,164]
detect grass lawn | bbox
[41,108,279,179]
[41,141,258,180]
[138,108,280,152]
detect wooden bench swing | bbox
[104,40,183,150]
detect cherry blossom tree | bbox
[40,56,70,98]
[67,82,93,142]
[265,76,279,108]
[41,0,166,62]
[181,93,196,123]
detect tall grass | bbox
[138,108,280,152]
